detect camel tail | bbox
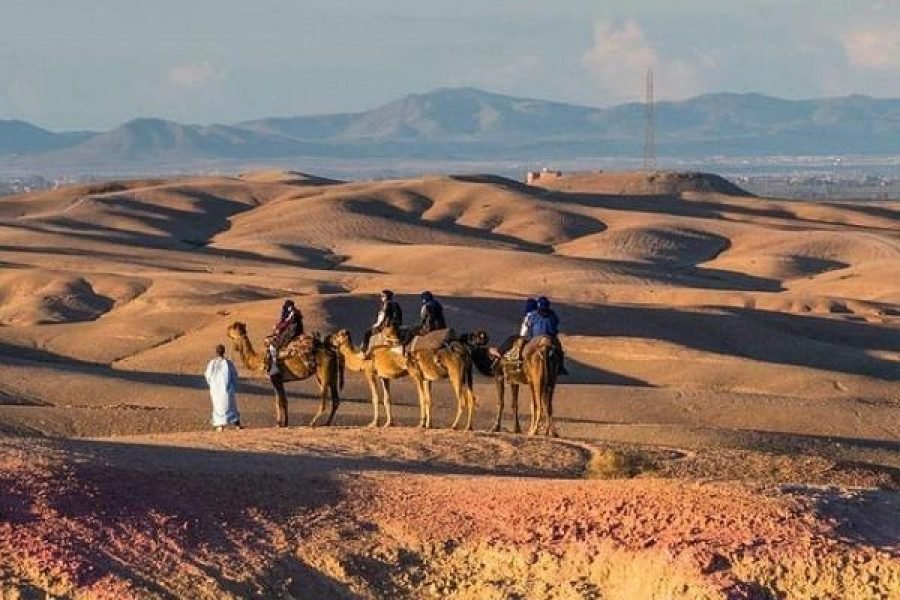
[337,351,345,391]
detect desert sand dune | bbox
[0,169,898,598]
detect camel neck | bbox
[338,340,365,367]
[235,333,263,372]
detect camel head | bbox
[459,330,489,348]
[471,330,490,347]
[227,322,248,342]
[332,329,353,348]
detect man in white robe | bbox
[204,344,241,431]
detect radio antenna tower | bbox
[643,68,657,170]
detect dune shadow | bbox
[318,294,651,386]
[342,195,558,253]
[430,295,900,381]
[0,340,208,391]
[2,217,370,273]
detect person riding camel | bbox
[418,291,446,334]
[518,297,539,339]
[362,289,403,354]
[498,297,536,364]
[525,296,568,375]
[404,291,449,354]
[267,300,304,375]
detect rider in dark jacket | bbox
[268,299,303,375]
[273,299,303,346]
[363,290,403,352]
[418,291,446,333]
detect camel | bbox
[407,337,478,431]
[330,329,410,427]
[332,328,477,429]
[464,331,561,436]
[226,322,341,428]
[524,336,562,437]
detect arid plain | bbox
[0,170,898,598]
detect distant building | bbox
[526,167,563,185]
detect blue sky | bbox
[2,0,898,129]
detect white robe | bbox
[204,357,240,426]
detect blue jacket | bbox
[525,309,559,338]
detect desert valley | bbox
[0,168,898,598]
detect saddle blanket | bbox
[408,328,452,352]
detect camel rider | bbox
[525,296,568,375]
[268,300,303,375]
[418,291,446,334]
[518,297,539,338]
[499,298,536,363]
[362,289,403,353]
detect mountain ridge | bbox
[4,87,900,167]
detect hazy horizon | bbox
[3,0,898,130]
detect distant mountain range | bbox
[3,87,900,170]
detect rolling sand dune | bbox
[1,170,898,598]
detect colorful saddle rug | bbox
[265,333,318,370]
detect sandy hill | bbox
[0,169,898,598]
[532,170,753,197]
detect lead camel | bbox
[226,322,341,427]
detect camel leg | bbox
[510,384,522,434]
[528,380,542,436]
[545,384,558,437]
[270,374,288,428]
[491,377,505,433]
[309,384,326,427]
[413,377,427,428]
[324,377,340,426]
[422,380,434,429]
[366,371,381,427]
[464,387,476,432]
[448,369,465,430]
[381,379,394,427]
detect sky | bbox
[2,0,899,130]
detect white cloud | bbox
[581,20,707,102]
[843,27,900,70]
[167,61,225,88]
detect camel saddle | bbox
[407,328,453,353]
[365,329,406,357]
[503,336,551,365]
[265,333,318,369]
